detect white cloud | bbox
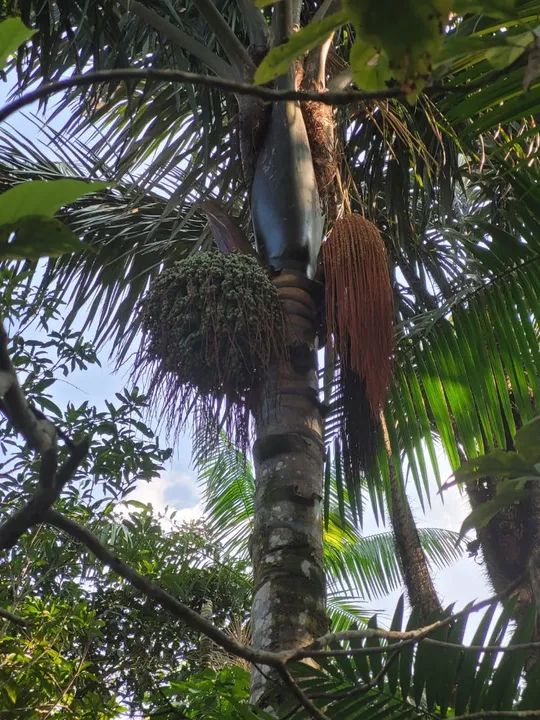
[128,472,174,511]
[122,470,203,524]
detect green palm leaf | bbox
[287,596,536,719]
[197,435,463,611]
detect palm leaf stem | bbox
[192,0,255,77]
[117,0,230,78]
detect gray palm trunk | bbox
[250,273,327,707]
[388,465,442,622]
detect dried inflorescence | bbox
[322,213,394,474]
[137,251,286,451]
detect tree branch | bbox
[0,606,26,626]
[192,0,255,78]
[0,440,89,552]
[0,66,502,128]
[0,322,56,453]
[117,0,233,78]
[0,68,405,129]
[44,509,281,668]
[286,573,526,662]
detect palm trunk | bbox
[250,271,327,708]
[388,465,442,622]
[467,479,540,673]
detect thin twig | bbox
[287,575,525,662]
[276,665,331,720]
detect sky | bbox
[0,78,494,628]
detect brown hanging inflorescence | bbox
[322,213,394,472]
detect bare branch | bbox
[117,0,233,78]
[0,65,504,128]
[0,68,405,130]
[287,573,526,662]
[0,606,26,626]
[192,0,255,78]
[303,635,540,658]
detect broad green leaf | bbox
[437,33,524,68]
[345,0,448,92]
[0,216,85,259]
[523,35,540,90]
[0,179,111,225]
[514,416,540,465]
[458,479,528,539]
[0,17,36,70]
[484,30,532,69]
[455,448,533,483]
[349,41,391,92]
[254,10,347,84]
[4,683,16,704]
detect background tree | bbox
[0,272,462,717]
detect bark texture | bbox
[467,481,540,674]
[467,479,540,610]
[388,466,442,622]
[250,271,327,709]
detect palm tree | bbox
[1,0,540,711]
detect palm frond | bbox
[326,157,540,511]
[197,436,463,608]
[384,255,540,505]
[0,125,207,360]
[287,597,537,719]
